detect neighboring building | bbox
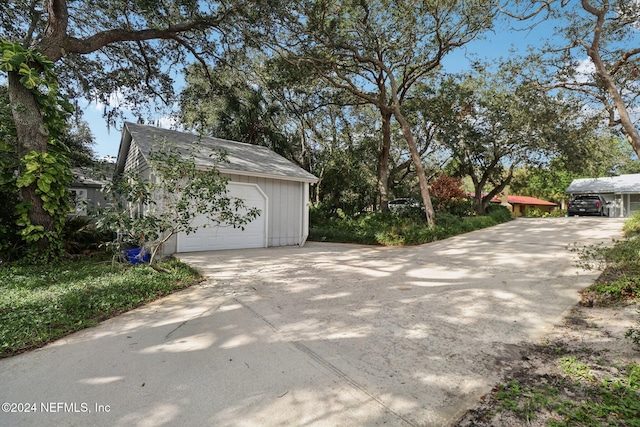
[566,174,640,217]
[468,193,557,217]
[115,122,318,254]
[506,195,557,217]
[69,167,109,216]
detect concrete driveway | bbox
[0,218,624,427]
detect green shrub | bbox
[308,226,378,245]
[309,205,513,246]
[450,197,477,217]
[487,205,513,222]
[0,187,23,263]
[576,214,640,306]
[62,216,111,254]
[435,212,464,228]
[548,209,567,217]
[623,212,640,237]
[523,207,546,217]
[309,203,337,227]
[523,207,566,218]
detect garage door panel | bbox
[177,183,267,252]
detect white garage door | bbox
[177,183,267,252]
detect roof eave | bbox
[218,167,319,184]
[115,125,132,176]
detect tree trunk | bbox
[378,109,392,211]
[7,71,55,249]
[468,170,485,216]
[588,51,640,158]
[394,110,436,227]
[581,0,640,159]
[475,190,484,216]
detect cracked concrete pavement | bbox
[0,217,624,426]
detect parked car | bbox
[388,198,421,213]
[567,194,609,216]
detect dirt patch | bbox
[454,302,640,427]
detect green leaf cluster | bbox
[0,40,75,260]
[0,40,72,139]
[11,150,71,259]
[97,140,261,264]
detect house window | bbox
[69,188,88,216]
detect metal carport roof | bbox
[566,174,640,195]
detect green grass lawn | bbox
[0,256,202,358]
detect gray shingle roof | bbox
[121,122,318,183]
[566,174,640,194]
[70,166,113,187]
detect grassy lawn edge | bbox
[0,256,202,358]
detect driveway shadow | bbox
[175,217,624,425]
[0,218,624,427]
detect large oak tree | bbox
[264,0,499,226]
[1,0,246,250]
[433,65,602,214]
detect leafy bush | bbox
[576,235,640,272]
[0,187,23,263]
[486,204,513,222]
[442,197,476,217]
[430,175,466,201]
[623,211,640,237]
[309,205,513,246]
[548,209,567,217]
[62,216,111,254]
[309,203,337,227]
[429,175,476,216]
[523,207,546,217]
[523,207,565,218]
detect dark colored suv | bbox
[567,195,609,216]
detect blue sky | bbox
[87,15,559,159]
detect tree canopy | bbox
[259,0,501,225]
[1,0,249,256]
[432,63,604,214]
[513,0,640,158]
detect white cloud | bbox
[156,115,178,129]
[575,58,595,84]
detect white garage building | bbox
[115,122,318,254]
[566,174,640,218]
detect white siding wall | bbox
[124,141,152,219]
[225,174,305,247]
[124,142,151,180]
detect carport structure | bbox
[566,173,640,218]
